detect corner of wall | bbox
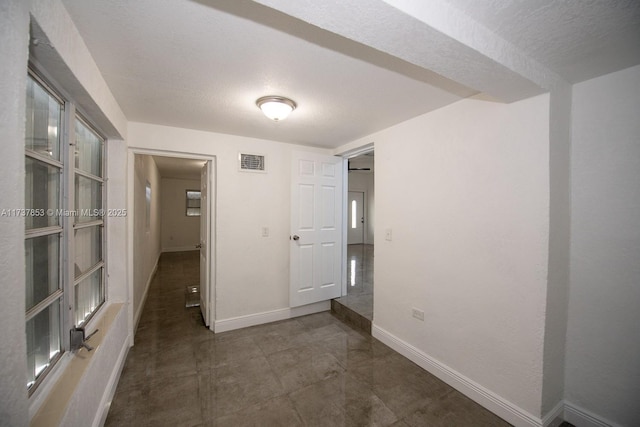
[565,64,640,427]
[541,84,572,414]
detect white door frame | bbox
[339,144,374,297]
[200,161,212,328]
[126,148,217,343]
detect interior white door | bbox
[347,191,365,244]
[290,151,343,307]
[199,162,211,326]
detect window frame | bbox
[71,113,107,328]
[25,68,108,396]
[185,189,201,217]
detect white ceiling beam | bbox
[250,0,566,102]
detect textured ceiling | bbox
[61,0,473,148]
[61,0,640,150]
[444,0,640,83]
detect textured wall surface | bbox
[541,83,572,416]
[364,93,550,417]
[566,64,640,427]
[0,1,30,425]
[133,155,162,324]
[161,178,201,252]
[127,122,330,321]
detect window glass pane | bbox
[186,191,201,216]
[75,175,102,223]
[26,300,61,389]
[25,76,61,160]
[25,158,60,230]
[351,200,357,229]
[25,234,60,311]
[74,226,102,278]
[187,199,201,208]
[75,268,104,326]
[75,119,103,177]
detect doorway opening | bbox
[334,150,374,325]
[130,152,215,340]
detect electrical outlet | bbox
[412,308,425,321]
[385,229,392,241]
[261,227,269,237]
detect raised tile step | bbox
[331,299,371,335]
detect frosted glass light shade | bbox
[256,96,296,121]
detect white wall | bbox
[0,0,130,425]
[348,171,375,244]
[161,178,200,252]
[565,65,640,427]
[541,83,572,417]
[29,0,127,138]
[0,1,30,425]
[341,94,551,422]
[133,155,162,326]
[106,139,129,303]
[128,123,331,321]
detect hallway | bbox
[105,251,510,426]
[335,244,374,321]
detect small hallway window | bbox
[186,190,201,216]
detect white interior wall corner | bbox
[29,0,127,138]
[541,83,572,415]
[566,64,640,427]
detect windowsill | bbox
[30,302,124,427]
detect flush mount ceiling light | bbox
[256,96,297,121]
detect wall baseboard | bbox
[133,254,160,334]
[372,324,543,427]
[162,246,198,253]
[542,399,565,427]
[214,300,330,333]
[564,401,619,427]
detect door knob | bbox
[292,235,300,241]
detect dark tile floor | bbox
[335,244,374,320]
[105,251,513,426]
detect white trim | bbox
[334,142,374,159]
[237,151,267,173]
[372,324,543,427]
[127,147,216,346]
[542,399,565,427]
[162,246,199,253]
[340,158,348,297]
[127,150,135,346]
[93,331,130,427]
[31,304,126,427]
[564,401,620,427]
[214,300,330,333]
[132,253,159,335]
